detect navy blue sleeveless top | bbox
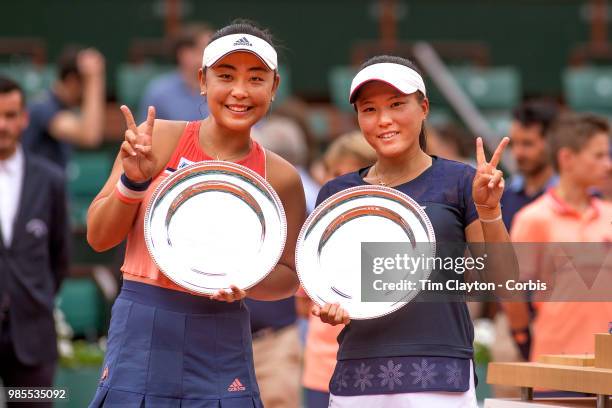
[317,156,478,362]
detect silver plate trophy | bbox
[296,185,436,319]
[144,161,287,295]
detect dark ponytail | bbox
[419,121,427,152]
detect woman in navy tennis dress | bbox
[86,20,305,407]
[313,55,516,407]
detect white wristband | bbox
[114,173,151,204]
[479,214,503,223]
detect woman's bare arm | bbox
[86,106,184,252]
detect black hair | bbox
[356,55,428,151]
[209,18,276,49]
[0,76,26,106]
[512,99,560,137]
[57,46,82,81]
[172,23,214,63]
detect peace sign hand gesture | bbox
[120,105,157,182]
[472,137,509,210]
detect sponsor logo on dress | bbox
[177,157,195,169]
[227,378,246,392]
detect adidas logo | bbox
[177,156,195,169]
[233,37,252,47]
[227,378,246,392]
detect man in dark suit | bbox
[0,76,69,406]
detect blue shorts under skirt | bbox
[88,280,263,408]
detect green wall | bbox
[1,0,607,98]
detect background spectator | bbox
[0,77,70,407]
[138,23,213,122]
[21,47,106,169]
[505,113,612,367]
[501,99,561,229]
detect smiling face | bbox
[354,81,428,158]
[199,51,278,133]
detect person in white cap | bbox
[312,55,516,407]
[86,19,305,408]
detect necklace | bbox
[372,164,406,187]
[204,138,253,162]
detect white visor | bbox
[203,33,277,70]
[349,63,426,103]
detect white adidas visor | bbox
[349,63,426,103]
[202,33,278,70]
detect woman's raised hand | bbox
[119,105,157,182]
[472,137,510,209]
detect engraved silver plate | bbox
[296,185,436,319]
[144,161,286,295]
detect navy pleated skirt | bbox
[88,280,263,408]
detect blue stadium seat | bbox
[57,278,106,338]
[328,66,358,112]
[0,63,56,100]
[448,66,521,110]
[563,67,612,114]
[66,150,113,228]
[273,65,291,107]
[116,63,173,109]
